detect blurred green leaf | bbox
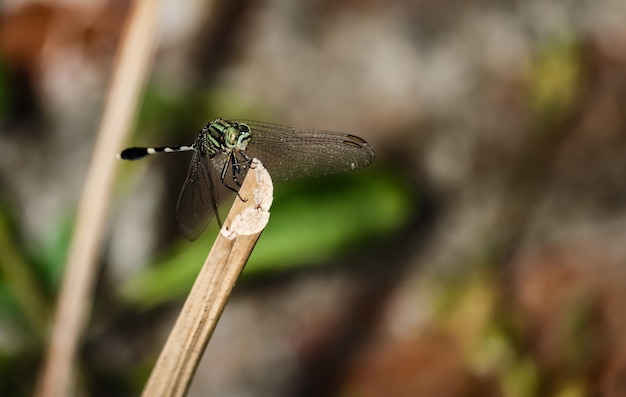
[247,167,412,271]
[0,206,51,336]
[133,84,270,144]
[500,357,540,397]
[28,214,74,292]
[119,166,415,308]
[134,84,202,141]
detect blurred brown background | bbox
[1,0,626,396]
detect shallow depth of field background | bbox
[1,0,626,396]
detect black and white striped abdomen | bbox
[118,144,195,160]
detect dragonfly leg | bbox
[230,152,253,188]
[241,152,254,169]
[219,152,246,200]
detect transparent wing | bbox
[230,120,375,181]
[176,150,220,241]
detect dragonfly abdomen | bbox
[118,144,194,160]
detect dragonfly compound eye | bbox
[236,123,252,150]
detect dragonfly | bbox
[119,118,375,240]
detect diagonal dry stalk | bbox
[141,160,273,397]
[35,1,159,396]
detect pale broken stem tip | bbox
[221,159,272,238]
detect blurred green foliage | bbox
[431,254,596,397]
[0,205,51,338]
[28,215,74,292]
[527,37,583,129]
[133,84,271,144]
[119,165,415,309]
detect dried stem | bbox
[35,1,158,396]
[141,160,273,397]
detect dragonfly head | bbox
[224,122,251,151]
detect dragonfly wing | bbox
[176,150,219,240]
[232,120,375,181]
